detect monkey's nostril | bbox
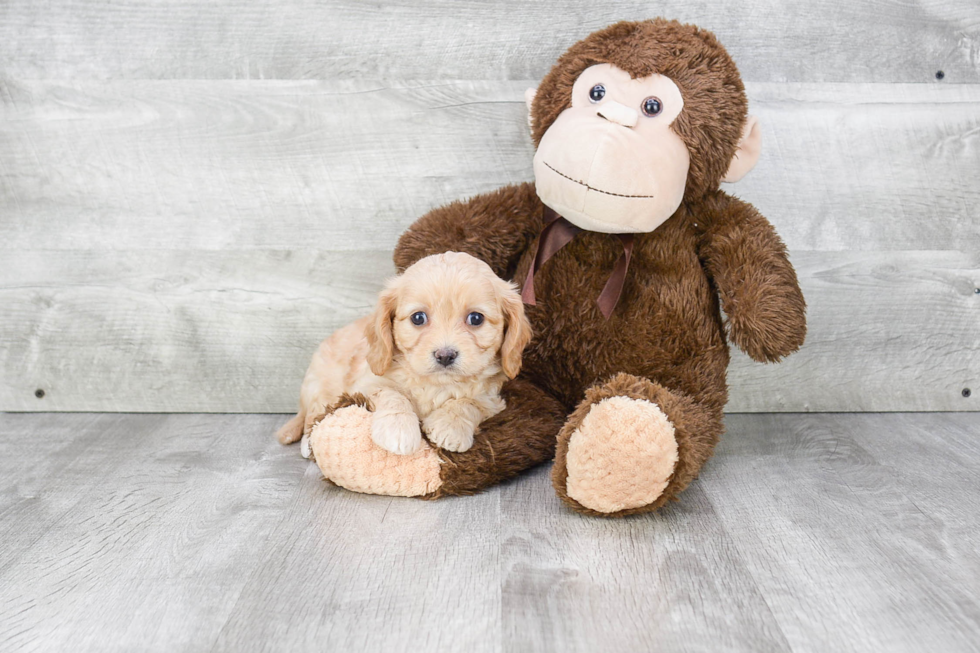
[434,348,459,367]
[596,105,637,128]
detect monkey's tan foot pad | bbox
[309,404,442,497]
[560,396,678,514]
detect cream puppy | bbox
[276,252,532,457]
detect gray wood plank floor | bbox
[1,412,978,652]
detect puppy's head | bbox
[366,252,532,381]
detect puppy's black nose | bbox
[433,348,458,367]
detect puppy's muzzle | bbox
[433,347,459,367]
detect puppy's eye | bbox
[589,84,606,103]
[410,311,427,326]
[466,312,484,326]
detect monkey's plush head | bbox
[526,19,761,234]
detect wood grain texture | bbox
[0,249,395,412]
[2,81,977,412]
[1,249,977,413]
[209,476,502,653]
[0,413,304,652]
[2,81,978,253]
[1,412,979,652]
[726,250,980,412]
[0,0,977,83]
[0,413,136,573]
[700,413,980,652]
[499,467,792,652]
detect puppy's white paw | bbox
[422,411,476,453]
[371,410,422,455]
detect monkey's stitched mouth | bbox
[544,162,655,199]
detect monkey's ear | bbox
[722,115,762,183]
[524,87,537,129]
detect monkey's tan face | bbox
[532,63,691,234]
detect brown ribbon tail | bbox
[521,262,538,305]
[596,234,635,319]
[522,207,580,306]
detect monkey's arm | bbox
[393,182,543,278]
[698,192,807,362]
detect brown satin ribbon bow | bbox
[521,207,635,319]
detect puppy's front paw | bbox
[422,411,476,453]
[371,410,423,455]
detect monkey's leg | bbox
[551,373,723,517]
[308,378,566,499]
[427,377,566,497]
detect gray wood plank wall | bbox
[1,1,978,412]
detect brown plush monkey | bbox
[304,18,806,516]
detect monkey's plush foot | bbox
[559,396,678,515]
[552,373,722,517]
[308,397,442,497]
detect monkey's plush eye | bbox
[642,97,663,116]
[589,84,606,103]
[466,312,484,327]
[410,311,427,326]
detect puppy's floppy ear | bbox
[497,280,533,379]
[366,286,398,376]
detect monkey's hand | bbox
[699,193,807,362]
